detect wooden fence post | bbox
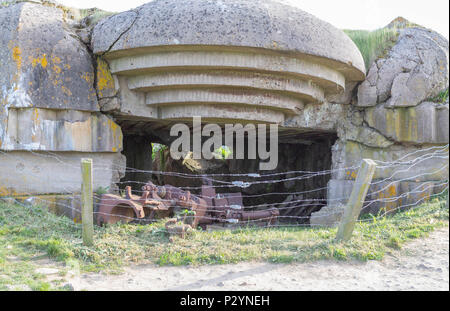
[81,158,94,246]
[336,159,377,241]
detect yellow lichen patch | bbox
[31,54,48,69]
[53,65,62,74]
[51,56,62,64]
[96,58,115,98]
[32,107,40,122]
[109,118,118,132]
[41,55,48,68]
[81,72,93,84]
[0,186,20,197]
[61,85,72,96]
[81,72,96,100]
[387,184,397,197]
[406,108,418,142]
[11,46,23,88]
[12,46,22,71]
[377,184,399,213]
[346,170,358,180]
[108,118,122,152]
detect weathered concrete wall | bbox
[312,25,449,226]
[0,3,98,113]
[3,108,122,152]
[0,151,125,196]
[332,141,448,182]
[364,102,449,144]
[0,2,125,196]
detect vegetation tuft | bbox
[428,89,449,104]
[77,8,116,26]
[344,28,400,70]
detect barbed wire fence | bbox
[0,144,448,245]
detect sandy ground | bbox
[67,226,449,291]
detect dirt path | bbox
[68,226,449,291]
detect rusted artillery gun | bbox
[97,182,207,227]
[96,181,279,229]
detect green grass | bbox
[77,8,116,26]
[0,196,448,290]
[428,89,449,104]
[344,28,400,70]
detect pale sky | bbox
[58,0,449,38]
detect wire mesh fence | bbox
[0,144,448,244]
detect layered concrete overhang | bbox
[92,0,366,129]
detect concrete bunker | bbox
[1,0,447,227]
[91,0,365,222]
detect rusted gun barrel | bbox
[97,182,207,227]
